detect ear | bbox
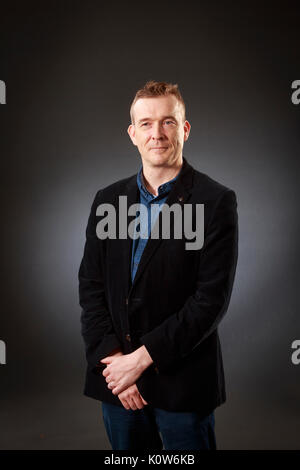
[127,124,137,146]
[183,120,191,142]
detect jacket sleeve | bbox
[78,190,122,375]
[140,189,238,373]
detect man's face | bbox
[127,95,191,168]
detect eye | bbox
[141,122,149,127]
[165,120,175,125]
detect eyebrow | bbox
[137,115,178,125]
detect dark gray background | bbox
[0,0,299,449]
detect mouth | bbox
[151,147,168,150]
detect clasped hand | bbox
[100,350,143,396]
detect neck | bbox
[141,158,183,196]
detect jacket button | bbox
[125,334,131,342]
[154,366,159,374]
[125,298,128,305]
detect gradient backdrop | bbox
[0,0,299,449]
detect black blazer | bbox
[78,157,238,415]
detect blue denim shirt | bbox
[131,165,180,282]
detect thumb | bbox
[140,395,148,405]
[100,357,112,364]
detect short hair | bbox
[130,80,186,124]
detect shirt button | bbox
[178,195,183,202]
[125,334,131,342]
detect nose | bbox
[151,122,164,140]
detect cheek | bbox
[170,132,182,145]
[136,134,148,147]
[176,131,185,144]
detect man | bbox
[78,80,238,450]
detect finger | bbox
[140,394,148,405]
[128,398,137,410]
[135,385,148,405]
[100,357,112,364]
[102,367,110,377]
[107,381,115,389]
[112,384,126,395]
[132,395,144,409]
[120,398,130,410]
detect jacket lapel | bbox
[117,174,140,296]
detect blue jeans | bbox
[101,402,216,450]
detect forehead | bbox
[133,95,183,121]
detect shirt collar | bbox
[136,163,182,200]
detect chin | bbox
[144,152,174,167]
[151,157,170,167]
